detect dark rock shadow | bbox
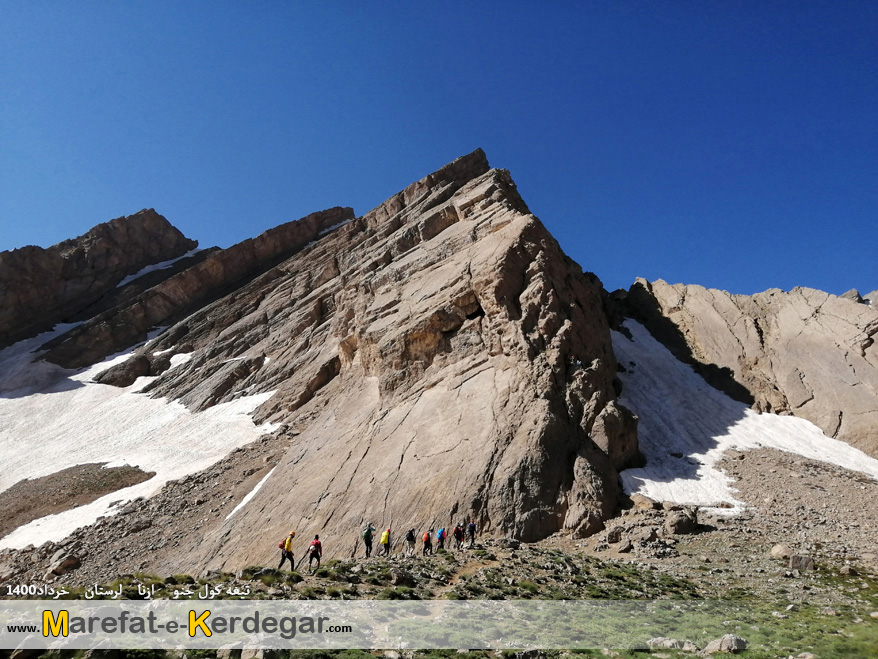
[607,282,755,406]
[610,317,752,504]
[0,339,87,399]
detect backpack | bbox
[437,528,445,540]
[405,529,415,542]
[422,532,430,543]
[278,541,284,549]
[309,540,321,554]
[362,526,373,541]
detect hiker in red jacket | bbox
[308,535,323,572]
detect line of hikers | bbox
[276,521,477,573]
[361,521,477,558]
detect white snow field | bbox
[613,320,878,512]
[0,326,275,550]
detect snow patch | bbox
[226,467,276,519]
[318,218,354,236]
[0,328,277,549]
[115,249,201,288]
[613,320,878,513]
[169,353,192,369]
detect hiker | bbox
[362,523,376,558]
[308,534,323,572]
[452,523,464,550]
[405,528,416,556]
[277,530,296,570]
[422,529,433,556]
[467,520,476,547]
[379,528,391,556]
[436,527,446,550]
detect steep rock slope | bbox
[70,150,637,573]
[0,209,197,348]
[621,279,878,457]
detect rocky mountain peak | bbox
[23,150,638,574]
[0,208,197,349]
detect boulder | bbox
[664,508,698,535]
[606,527,624,543]
[770,544,793,559]
[646,637,684,649]
[789,555,816,571]
[701,634,747,654]
[48,554,81,576]
[628,526,659,543]
[630,493,660,510]
[390,569,417,588]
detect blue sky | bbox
[2,2,875,295]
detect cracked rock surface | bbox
[620,279,878,457]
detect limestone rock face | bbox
[0,209,197,348]
[76,150,635,570]
[39,206,354,368]
[622,278,878,456]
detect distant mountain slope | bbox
[0,209,197,349]
[619,279,878,458]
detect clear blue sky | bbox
[2,2,875,295]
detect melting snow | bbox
[318,218,354,236]
[613,320,878,513]
[0,327,275,549]
[226,466,277,520]
[115,249,202,288]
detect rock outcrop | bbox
[40,206,355,369]
[62,149,636,572]
[0,209,197,348]
[620,278,878,457]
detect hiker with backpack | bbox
[307,535,323,572]
[379,528,391,556]
[422,529,433,556]
[467,520,476,547]
[277,530,296,570]
[436,527,446,550]
[452,523,464,550]
[362,523,376,558]
[405,528,416,556]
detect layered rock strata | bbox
[0,209,196,348]
[82,150,637,572]
[621,278,878,457]
[40,206,354,368]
